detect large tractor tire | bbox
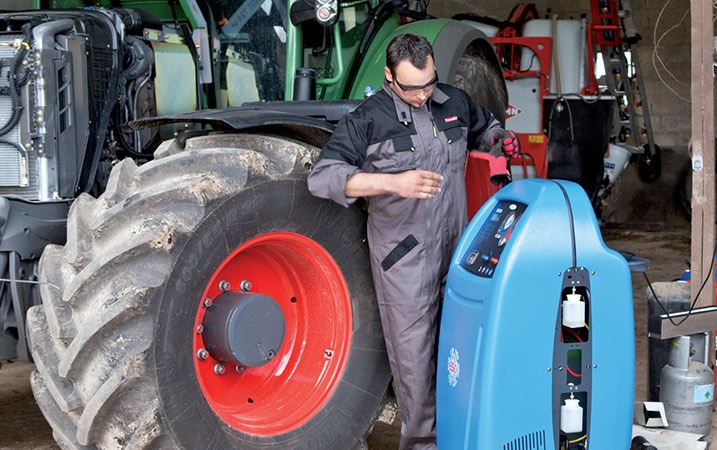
[26,133,390,449]
[450,48,508,125]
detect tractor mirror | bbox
[314,0,339,26]
[289,0,339,27]
[289,0,315,25]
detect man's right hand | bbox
[344,169,443,199]
[391,169,443,199]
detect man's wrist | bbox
[346,172,394,197]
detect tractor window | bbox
[339,0,371,35]
[213,0,288,104]
[210,0,372,102]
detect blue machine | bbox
[437,179,634,449]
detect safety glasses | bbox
[390,70,439,92]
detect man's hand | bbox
[493,130,521,158]
[392,169,443,199]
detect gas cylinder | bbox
[659,335,715,435]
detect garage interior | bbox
[0,0,714,449]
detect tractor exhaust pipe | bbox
[293,68,316,101]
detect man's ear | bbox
[384,66,392,81]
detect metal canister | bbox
[659,335,715,435]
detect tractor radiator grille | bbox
[502,430,548,450]
[0,34,38,199]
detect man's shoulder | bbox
[351,89,393,115]
[435,83,471,104]
[341,90,397,127]
[437,82,463,94]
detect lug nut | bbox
[240,280,252,291]
[214,364,226,375]
[219,280,231,292]
[196,324,204,334]
[203,297,212,308]
[197,348,209,360]
[235,365,245,373]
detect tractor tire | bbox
[26,133,390,449]
[450,50,508,125]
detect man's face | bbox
[384,56,437,108]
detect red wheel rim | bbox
[193,231,353,436]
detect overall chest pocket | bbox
[370,135,418,173]
[443,126,467,172]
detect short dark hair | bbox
[386,34,434,74]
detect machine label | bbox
[447,347,461,387]
[527,134,545,144]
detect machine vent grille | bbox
[502,430,547,450]
[91,47,114,112]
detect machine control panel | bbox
[460,200,527,278]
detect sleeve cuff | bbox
[307,159,362,208]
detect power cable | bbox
[652,7,690,88]
[644,243,717,328]
[550,180,577,269]
[651,0,691,102]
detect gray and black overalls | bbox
[308,80,500,450]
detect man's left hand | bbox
[495,130,521,158]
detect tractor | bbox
[0,0,507,447]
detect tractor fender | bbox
[131,100,361,131]
[348,18,505,105]
[431,20,504,96]
[130,100,362,149]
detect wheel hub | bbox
[202,291,285,368]
[192,231,353,436]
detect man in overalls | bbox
[308,33,519,449]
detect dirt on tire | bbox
[25,133,390,449]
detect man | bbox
[307,34,519,449]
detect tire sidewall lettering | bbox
[176,219,224,295]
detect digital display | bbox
[460,200,527,278]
